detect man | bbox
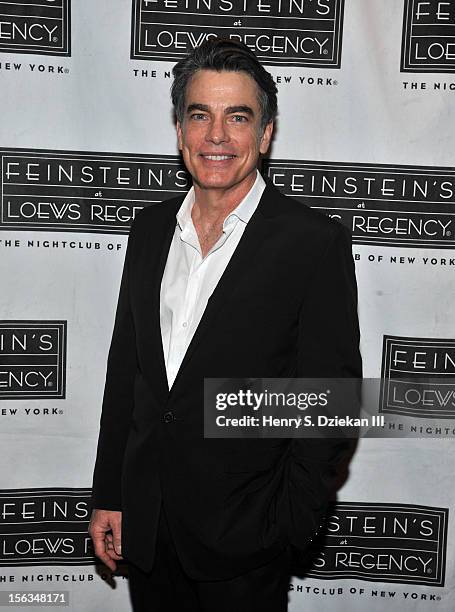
[89,39,362,611]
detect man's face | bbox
[176,69,273,194]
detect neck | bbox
[191,171,257,225]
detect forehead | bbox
[185,69,260,108]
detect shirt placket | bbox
[181,253,204,341]
[168,248,205,386]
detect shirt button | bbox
[182,322,187,328]
[163,411,175,423]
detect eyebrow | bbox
[186,103,255,117]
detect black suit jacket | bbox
[90,179,362,579]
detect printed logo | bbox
[380,335,455,419]
[264,159,455,248]
[0,321,66,399]
[0,489,94,566]
[401,0,455,73]
[131,0,345,67]
[0,148,189,233]
[307,502,448,586]
[0,0,71,57]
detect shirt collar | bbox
[176,169,266,231]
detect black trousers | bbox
[127,504,292,612]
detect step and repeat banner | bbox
[1,1,454,610]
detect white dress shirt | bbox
[160,170,266,389]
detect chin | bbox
[194,175,238,190]
[197,181,233,191]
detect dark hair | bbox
[171,38,277,131]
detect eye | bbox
[231,115,248,123]
[190,113,207,121]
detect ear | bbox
[176,120,183,151]
[259,121,274,155]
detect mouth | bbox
[199,154,236,161]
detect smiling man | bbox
[174,66,273,261]
[89,39,362,612]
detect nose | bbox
[206,116,230,145]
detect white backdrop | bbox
[1,1,454,610]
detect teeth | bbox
[203,155,234,160]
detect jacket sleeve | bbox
[277,222,362,550]
[90,220,139,511]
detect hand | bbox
[88,509,123,571]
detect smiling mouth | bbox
[200,154,236,161]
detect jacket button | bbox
[163,411,175,423]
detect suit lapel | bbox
[143,199,181,403]
[168,181,277,395]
